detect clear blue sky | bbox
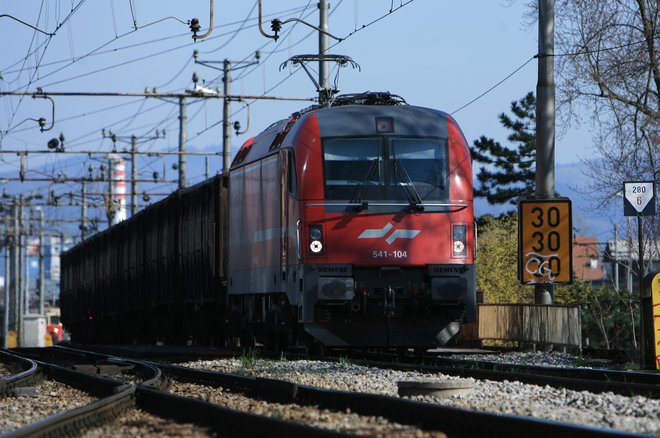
[0,1,591,212]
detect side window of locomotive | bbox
[323,138,382,200]
[389,138,448,201]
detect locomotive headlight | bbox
[452,223,467,258]
[310,240,323,253]
[309,224,324,255]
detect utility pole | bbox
[534,0,556,305]
[38,208,45,315]
[318,0,330,103]
[107,157,115,225]
[194,52,260,172]
[131,135,138,215]
[17,195,24,346]
[179,97,187,189]
[223,60,232,172]
[81,181,88,240]
[3,214,10,348]
[12,202,19,345]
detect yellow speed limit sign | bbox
[518,198,573,285]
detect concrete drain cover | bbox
[397,380,474,397]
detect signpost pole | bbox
[623,180,655,369]
[638,215,645,368]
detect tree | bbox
[538,0,659,241]
[471,92,536,206]
[475,213,533,303]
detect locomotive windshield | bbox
[323,136,448,207]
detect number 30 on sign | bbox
[518,198,573,285]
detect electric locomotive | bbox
[60,91,475,349]
[227,92,475,348]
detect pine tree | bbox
[471,92,536,206]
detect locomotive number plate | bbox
[372,250,408,259]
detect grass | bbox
[240,347,260,368]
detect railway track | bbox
[1,346,651,437]
[2,348,346,437]
[0,350,42,396]
[335,351,660,399]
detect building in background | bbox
[572,236,606,284]
[603,240,660,291]
[22,235,73,311]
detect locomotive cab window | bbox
[322,136,448,207]
[323,138,382,200]
[389,138,448,201]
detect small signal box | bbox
[518,198,573,285]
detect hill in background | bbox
[475,162,617,243]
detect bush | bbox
[557,281,639,350]
[476,213,533,303]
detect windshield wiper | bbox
[351,158,379,211]
[393,157,424,211]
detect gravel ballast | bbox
[180,352,660,435]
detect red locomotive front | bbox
[228,93,475,348]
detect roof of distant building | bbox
[603,240,660,261]
[573,236,605,281]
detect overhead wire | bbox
[1,30,187,77]
[548,38,660,58]
[165,2,322,146]
[2,0,48,137]
[6,97,147,135]
[232,1,322,83]
[1,2,318,147]
[445,37,657,117]
[1,4,310,82]
[128,0,138,29]
[0,0,365,200]
[2,0,418,214]
[450,56,536,115]
[327,0,414,50]
[7,1,47,87]
[28,6,306,91]
[2,0,89,137]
